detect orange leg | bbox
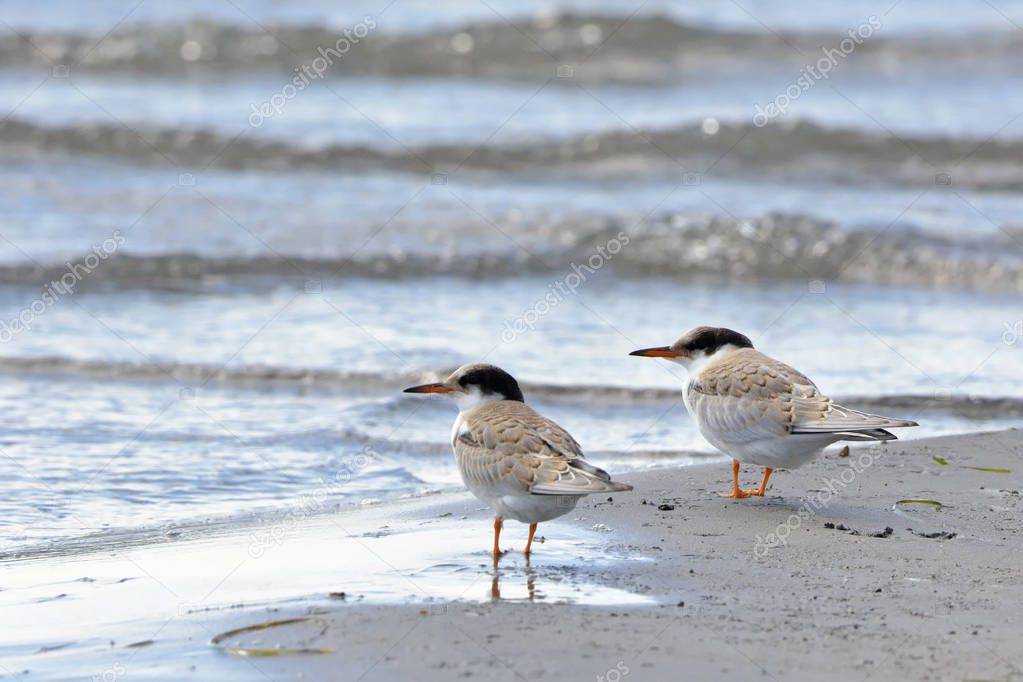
[492,517,504,557]
[718,460,754,499]
[751,467,773,496]
[524,522,538,556]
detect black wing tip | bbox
[791,427,899,441]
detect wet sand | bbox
[3,429,1021,681]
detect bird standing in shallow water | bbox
[404,363,632,556]
[630,326,917,498]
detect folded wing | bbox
[456,402,632,496]
[789,400,918,436]
[690,349,917,441]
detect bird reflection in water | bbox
[490,554,537,601]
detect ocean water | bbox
[1,0,1022,552]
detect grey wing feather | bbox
[529,456,633,495]
[789,401,918,434]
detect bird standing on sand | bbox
[404,363,632,556]
[630,327,917,498]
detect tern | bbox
[404,363,632,555]
[630,327,917,498]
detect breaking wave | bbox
[3,210,1022,294]
[4,117,1023,191]
[3,14,1020,83]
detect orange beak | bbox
[402,382,452,394]
[629,346,684,358]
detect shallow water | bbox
[0,500,653,679]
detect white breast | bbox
[451,412,468,446]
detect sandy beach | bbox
[3,428,1019,681]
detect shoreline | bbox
[2,428,1021,680]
